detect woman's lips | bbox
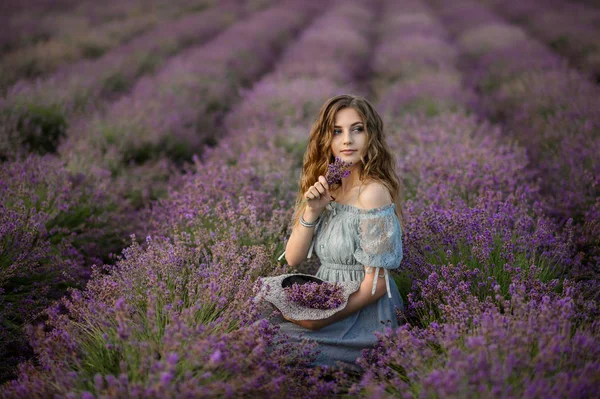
[341,150,356,154]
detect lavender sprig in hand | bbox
[301,156,352,205]
[326,156,353,186]
[283,281,344,310]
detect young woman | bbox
[273,94,405,373]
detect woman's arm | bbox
[284,267,388,330]
[284,207,323,267]
[284,175,332,267]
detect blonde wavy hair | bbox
[291,94,405,228]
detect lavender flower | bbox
[283,281,344,310]
[325,156,353,186]
[298,156,352,205]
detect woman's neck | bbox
[334,164,365,198]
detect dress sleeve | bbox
[353,210,403,298]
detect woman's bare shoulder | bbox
[356,180,392,210]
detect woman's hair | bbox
[291,94,405,228]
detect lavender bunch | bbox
[326,156,353,186]
[299,156,352,205]
[283,281,345,310]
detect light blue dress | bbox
[270,200,405,373]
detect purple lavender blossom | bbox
[283,281,344,310]
[325,156,353,186]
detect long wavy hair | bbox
[291,94,405,228]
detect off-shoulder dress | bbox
[271,200,405,373]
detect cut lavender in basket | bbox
[326,156,353,186]
[283,281,345,310]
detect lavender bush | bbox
[0,153,136,382]
[353,279,599,398]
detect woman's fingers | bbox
[314,176,329,195]
[304,176,331,203]
[309,186,320,198]
[315,183,326,195]
[318,175,329,191]
[317,176,331,201]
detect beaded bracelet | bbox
[300,214,320,228]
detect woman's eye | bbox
[334,126,362,134]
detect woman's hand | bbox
[304,175,333,214]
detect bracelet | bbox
[300,214,320,228]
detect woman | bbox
[270,94,405,373]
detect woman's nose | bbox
[343,131,352,144]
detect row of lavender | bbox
[343,0,599,396]
[0,0,221,91]
[0,0,81,16]
[0,0,253,158]
[52,0,304,207]
[0,0,324,383]
[430,0,600,272]
[0,0,212,52]
[480,0,600,82]
[0,0,378,396]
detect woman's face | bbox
[330,107,367,166]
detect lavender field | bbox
[0,0,599,397]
